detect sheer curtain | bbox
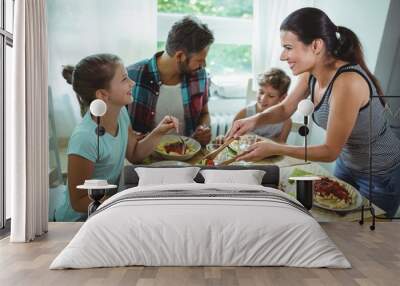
[7,0,49,242]
[252,0,315,87]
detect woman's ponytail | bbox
[334,26,383,96]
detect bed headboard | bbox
[121,165,280,189]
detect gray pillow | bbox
[135,167,200,186]
[200,169,266,185]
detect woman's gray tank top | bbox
[310,63,400,175]
[246,103,285,138]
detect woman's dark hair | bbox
[62,53,122,116]
[165,15,214,57]
[258,68,291,96]
[280,7,383,96]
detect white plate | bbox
[155,135,201,161]
[313,177,363,212]
[150,160,192,167]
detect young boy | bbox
[233,68,292,143]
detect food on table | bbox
[206,159,215,166]
[288,168,314,184]
[164,142,185,155]
[198,158,215,166]
[228,140,241,153]
[314,177,356,209]
[206,143,222,153]
[226,145,238,157]
[197,159,216,166]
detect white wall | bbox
[375,0,400,92]
[375,0,400,139]
[314,0,390,71]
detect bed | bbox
[50,165,350,269]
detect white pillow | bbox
[200,169,266,185]
[135,167,200,186]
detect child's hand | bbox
[154,115,179,135]
[193,125,211,145]
[214,135,225,145]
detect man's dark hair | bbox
[165,16,214,56]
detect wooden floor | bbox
[0,222,399,286]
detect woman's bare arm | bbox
[68,154,95,213]
[274,119,292,143]
[237,72,369,162]
[278,72,368,161]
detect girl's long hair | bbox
[62,54,122,116]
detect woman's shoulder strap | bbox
[332,63,373,99]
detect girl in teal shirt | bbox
[56,54,178,221]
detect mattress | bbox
[50,183,351,269]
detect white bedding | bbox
[50,183,351,269]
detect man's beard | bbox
[178,59,198,76]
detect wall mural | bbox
[47,1,400,226]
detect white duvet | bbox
[50,183,351,269]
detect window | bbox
[157,0,253,137]
[157,0,253,98]
[1,0,14,231]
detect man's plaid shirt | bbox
[126,52,209,136]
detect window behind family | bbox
[157,0,253,138]
[158,0,253,95]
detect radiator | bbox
[210,113,235,139]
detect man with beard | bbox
[126,16,214,145]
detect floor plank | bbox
[0,222,399,286]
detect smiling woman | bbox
[228,7,400,217]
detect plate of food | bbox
[313,176,363,212]
[155,134,201,161]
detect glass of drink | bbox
[239,134,258,152]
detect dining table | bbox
[138,140,385,222]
